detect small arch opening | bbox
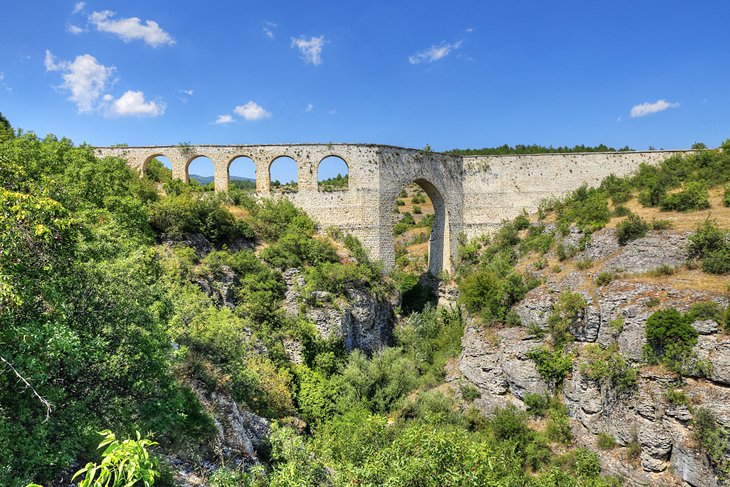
[317,155,349,191]
[144,155,173,183]
[187,156,216,191]
[228,156,256,192]
[269,156,299,193]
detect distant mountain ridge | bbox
[190,174,255,185]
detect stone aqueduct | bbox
[95,144,686,273]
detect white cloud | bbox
[408,41,462,64]
[263,21,277,39]
[305,103,314,112]
[72,1,85,14]
[67,24,86,34]
[214,114,234,125]
[0,72,9,92]
[630,99,680,118]
[234,101,271,121]
[180,89,194,96]
[291,35,325,66]
[89,10,175,47]
[44,50,116,112]
[107,90,164,116]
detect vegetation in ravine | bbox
[2,122,622,486]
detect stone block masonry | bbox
[95,144,690,273]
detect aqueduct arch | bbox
[96,143,690,272]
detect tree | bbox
[0,112,13,141]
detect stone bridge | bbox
[95,144,687,273]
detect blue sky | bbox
[2,1,730,179]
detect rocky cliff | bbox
[457,227,730,486]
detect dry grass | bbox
[607,186,730,231]
[624,267,729,294]
[223,204,250,219]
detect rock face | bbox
[600,231,690,274]
[458,229,730,486]
[170,382,271,486]
[194,265,240,309]
[283,268,396,354]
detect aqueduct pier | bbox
[95,144,688,273]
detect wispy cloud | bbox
[305,103,314,112]
[263,21,277,39]
[106,90,165,117]
[72,1,85,14]
[291,35,325,66]
[0,72,10,92]
[234,101,271,121]
[89,10,175,47]
[45,50,116,112]
[630,99,680,118]
[179,89,194,96]
[408,40,463,64]
[213,114,234,125]
[67,24,86,34]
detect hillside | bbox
[455,147,730,485]
[2,124,729,486]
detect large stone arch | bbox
[316,154,350,191]
[377,147,464,274]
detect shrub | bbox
[149,194,253,244]
[650,264,677,276]
[458,268,528,324]
[609,318,625,334]
[574,447,602,478]
[650,218,673,230]
[686,301,723,323]
[412,205,422,214]
[595,272,613,286]
[459,383,481,402]
[615,212,648,245]
[575,259,593,270]
[724,186,730,207]
[526,346,573,390]
[613,205,630,217]
[597,433,616,450]
[659,182,711,212]
[702,248,730,275]
[688,219,730,275]
[396,199,405,206]
[546,405,573,444]
[547,291,587,347]
[557,243,577,261]
[513,211,531,230]
[523,393,553,417]
[643,307,698,372]
[580,344,637,393]
[600,174,632,205]
[693,407,730,475]
[664,387,690,407]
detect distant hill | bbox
[190,174,255,185]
